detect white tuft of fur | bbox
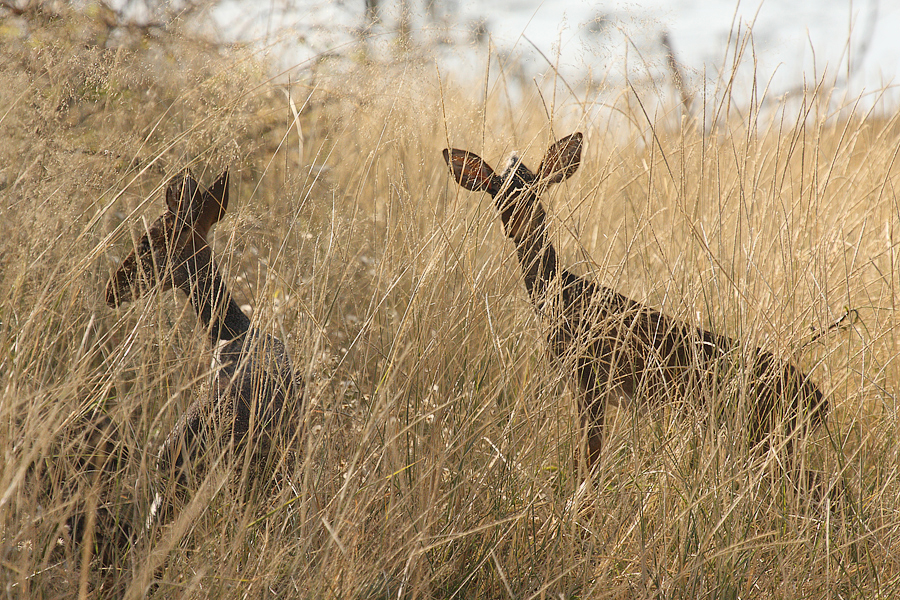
[504,151,521,173]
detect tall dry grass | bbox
[0,5,898,599]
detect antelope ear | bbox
[165,171,202,222]
[194,170,229,234]
[443,149,500,194]
[537,132,582,185]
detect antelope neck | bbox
[515,225,560,302]
[182,254,250,343]
[495,192,560,303]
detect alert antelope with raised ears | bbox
[443,133,828,469]
[106,170,302,525]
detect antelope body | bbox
[443,133,827,468]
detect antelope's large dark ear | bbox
[194,170,229,234]
[443,149,500,194]
[537,132,582,185]
[165,171,202,222]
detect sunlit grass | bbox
[0,6,898,598]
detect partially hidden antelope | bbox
[106,170,302,526]
[443,133,827,469]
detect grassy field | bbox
[1,6,898,599]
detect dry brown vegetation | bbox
[1,4,898,598]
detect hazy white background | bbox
[214,0,898,107]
